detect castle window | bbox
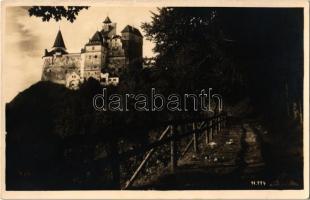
[92,47,95,50]
[94,55,98,59]
[89,56,91,59]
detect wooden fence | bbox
[120,112,228,189]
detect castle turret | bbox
[102,16,116,38]
[53,30,66,49]
[43,30,68,57]
[103,16,112,24]
[41,29,81,86]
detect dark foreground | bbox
[131,120,303,190]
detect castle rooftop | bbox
[103,16,112,24]
[87,31,104,45]
[121,25,143,37]
[53,30,66,49]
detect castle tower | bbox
[102,16,116,38]
[53,30,66,50]
[82,31,107,80]
[103,16,112,24]
[43,30,68,57]
[42,30,74,85]
[121,25,143,69]
[102,16,112,32]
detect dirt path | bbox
[241,124,266,177]
[132,122,270,189]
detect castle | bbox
[41,16,143,89]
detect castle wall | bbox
[42,54,81,84]
[83,45,106,80]
[106,37,126,74]
[80,53,85,79]
[108,57,126,74]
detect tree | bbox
[142,8,245,103]
[28,6,89,23]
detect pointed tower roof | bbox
[86,31,104,45]
[103,16,112,24]
[53,30,66,49]
[91,31,103,43]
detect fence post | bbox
[170,125,177,173]
[124,126,170,189]
[205,121,209,145]
[192,122,198,154]
[209,119,213,141]
[218,115,221,132]
[215,117,218,135]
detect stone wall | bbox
[42,54,81,84]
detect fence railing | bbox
[122,112,228,189]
